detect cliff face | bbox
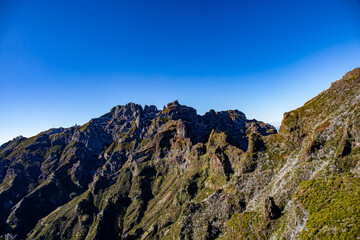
[0,68,359,240]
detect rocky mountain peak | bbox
[166,99,180,109]
[110,102,143,118]
[144,104,158,113]
[340,67,360,81]
[160,100,198,122]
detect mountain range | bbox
[1,68,360,239]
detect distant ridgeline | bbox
[0,68,360,239]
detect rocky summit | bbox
[1,68,360,240]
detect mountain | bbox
[0,68,360,240]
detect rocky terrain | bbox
[0,68,360,240]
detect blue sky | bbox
[1,0,360,144]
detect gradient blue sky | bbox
[1,0,360,144]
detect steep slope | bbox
[220,67,360,239]
[0,68,359,240]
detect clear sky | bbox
[1,0,360,144]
